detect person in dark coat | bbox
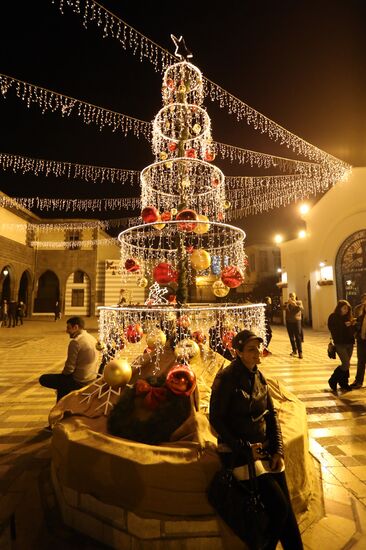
[8,300,17,328]
[327,300,355,392]
[350,294,366,389]
[209,330,303,550]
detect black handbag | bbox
[207,444,271,550]
[328,339,336,359]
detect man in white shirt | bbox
[39,316,98,402]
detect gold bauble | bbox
[212,280,230,297]
[95,340,106,351]
[146,328,167,349]
[137,276,148,288]
[174,338,200,361]
[178,84,186,93]
[181,177,190,189]
[193,214,210,235]
[159,151,168,161]
[103,358,132,387]
[224,200,231,210]
[171,208,178,216]
[190,248,211,271]
[192,123,201,135]
[153,215,166,230]
[165,161,173,169]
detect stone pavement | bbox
[0,319,366,549]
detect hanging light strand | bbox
[0,195,141,212]
[49,0,350,178]
[0,151,140,185]
[0,73,151,139]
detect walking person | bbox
[350,294,366,389]
[0,299,8,327]
[8,300,17,328]
[16,301,26,325]
[209,329,303,549]
[327,300,355,392]
[54,301,61,321]
[39,316,98,403]
[284,292,304,359]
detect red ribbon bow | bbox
[135,379,168,410]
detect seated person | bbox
[39,316,98,402]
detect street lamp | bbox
[274,234,283,244]
[299,203,310,215]
[2,269,9,277]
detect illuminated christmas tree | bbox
[98,37,266,381]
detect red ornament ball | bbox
[222,330,237,350]
[124,258,140,273]
[204,150,215,162]
[176,209,198,232]
[192,330,207,344]
[221,265,245,288]
[153,262,178,284]
[124,323,144,343]
[166,78,175,90]
[161,211,172,222]
[176,315,191,329]
[141,206,159,223]
[168,142,177,152]
[185,148,197,159]
[166,364,196,396]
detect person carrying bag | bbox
[209,329,303,550]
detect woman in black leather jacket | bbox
[209,329,303,550]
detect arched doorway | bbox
[34,270,60,313]
[335,229,366,309]
[0,265,12,302]
[18,270,32,317]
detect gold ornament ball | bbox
[192,123,201,135]
[224,200,231,210]
[190,248,211,271]
[96,340,106,351]
[181,177,190,189]
[159,151,168,161]
[165,161,173,169]
[103,358,132,387]
[174,338,200,360]
[146,329,167,349]
[193,214,210,235]
[212,280,230,297]
[137,276,148,288]
[153,215,166,230]
[171,208,178,216]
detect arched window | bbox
[34,270,59,313]
[335,229,366,308]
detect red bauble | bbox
[153,262,178,284]
[204,150,215,162]
[167,294,176,303]
[222,330,237,350]
[125,323,144,343]
[185,148,197,159]
[186,245,194,254]
[221,265,245,288]
[161,211,172,222]
[166,364,196,396]
[124,258,140,273]
[211,177,220,188]
[141,206,159,223]
[166,78,175,90]
[168,142,177,152]
[176,315,191,329]
[176,209,198,232]
[192,330,207,344]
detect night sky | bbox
[1,0,365,244]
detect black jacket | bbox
[209,357,283,465]
[327,313,355,345]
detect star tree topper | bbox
[171,34,193,60]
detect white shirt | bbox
[62,329,98,384]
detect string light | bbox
[0,195,141,212]
[50,0,351,179]
[0,73,151,139]
[0,151,140,185]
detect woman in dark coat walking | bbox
[327,300,355,392]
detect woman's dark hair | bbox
[334,300,352,320]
